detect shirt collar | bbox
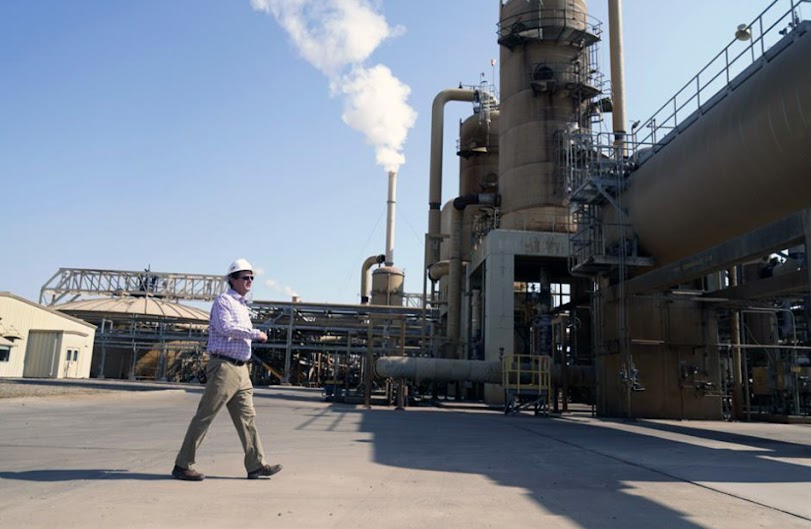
[226,287,249,304]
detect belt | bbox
[209,353,248,367]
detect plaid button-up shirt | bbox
[207,288,260,362]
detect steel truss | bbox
[40,267,226,305]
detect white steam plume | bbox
[251,0,416,173]
[264,278,299,299]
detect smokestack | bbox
[609,0,627,148]
[385,170,396,265]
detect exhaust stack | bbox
[385,170,396,266]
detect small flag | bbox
[490,58,497,67]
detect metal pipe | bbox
[377,357,501,384]
[608,0,627,146]
[625,25,811,264]
[284,305,294,384]
[427,88,476,266]
[386,170,397,266]
[448,206,463,359]
[728,267,744,420]
[719,343,811,351]
[375,357,595,387]
[448,194,499,359]
[427,260,450,282]
[360,254,386,304]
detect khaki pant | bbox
[175,357,266,472]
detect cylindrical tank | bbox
[371,266,404,306]
[625,23,811,265]
[459,110,500,256]
[498,0,595,232]
[459,110,500,195]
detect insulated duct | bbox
[360,254,386,304]
[375,357,595,387]
[626,23,811,264]
[427,88,477,267]
[448,193,500,358]
[428,260,450,282]
[377,357,502,384]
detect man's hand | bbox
[257,331,268,343]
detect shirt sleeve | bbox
[210,296,261,340]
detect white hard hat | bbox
[226,258,253,278]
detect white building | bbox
[0,292,96,379]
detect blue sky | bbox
[0,0,770,305]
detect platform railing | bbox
[632,0,809,153]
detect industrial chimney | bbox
[372,170,405,306]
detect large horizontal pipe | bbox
[375,357,594,387]
[626,24,811,265]
[377,357,502,384]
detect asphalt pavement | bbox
[1,382,811,529]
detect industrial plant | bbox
[4,0,811,423]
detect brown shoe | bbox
[247,463,283,480]
[172,465,205,481]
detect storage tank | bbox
[497,0,600,232]
[371,266,404,306]
[625,22,811,265]
[459,109,500,255]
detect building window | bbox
[0,347,10,362]
[551,283,570,308]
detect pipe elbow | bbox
[453,193,501,210]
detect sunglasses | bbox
[238,275,254,281]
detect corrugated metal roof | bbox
[56,297,209,322]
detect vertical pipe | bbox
[130,341,137,381]
[471,289,481,343]
[386,171,397,265]
[398,320,406,409]
[284,305,294,384]
[608,0,627,147]
[98,319,108,379]
[562,319,569,413]
[729,267,744,420]
[448,207,464,358]
[365,324,373,408]
[427,89,476,266]
[804,209,811,328]
[361,254,386,304]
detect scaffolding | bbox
[558,130,653,277]
[249,300,428,387]
[557,119,654,418]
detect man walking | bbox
[172,258,283,481]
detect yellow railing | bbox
[502,354,551,394]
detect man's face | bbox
[231,271,254,296]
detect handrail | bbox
[497,6,602,41]
[630,0,809,156]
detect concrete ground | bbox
[1,382,811,529]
